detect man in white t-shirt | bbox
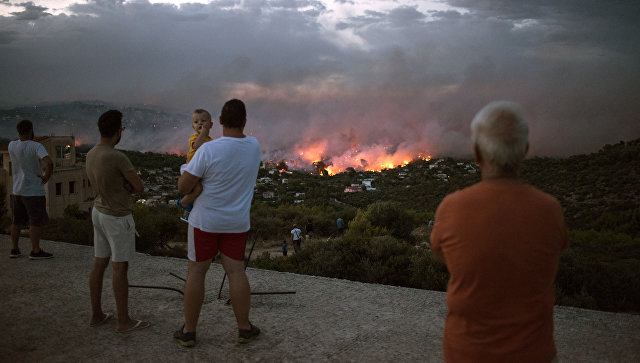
[8,120,54,260]
[174,99,261,347]
[291,224,303,253]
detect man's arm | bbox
[40,156,53,184]
[178,171,200,195]
[123,169,144,194]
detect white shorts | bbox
[92,208,136,262]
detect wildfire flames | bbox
[296,140,431,175]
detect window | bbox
[56,145,72,160]
[69,181,76,194]
[56,183,62,196]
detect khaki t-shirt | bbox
[86,143,136,216]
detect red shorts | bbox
[187,225,247,262]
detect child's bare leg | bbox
[180,182,203,206]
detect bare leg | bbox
[221,254,251,330]
[89,257,110,325]
[180,182,203,206]
[29,225,42,253]
[112,261,148,331]
[183,259,212,332]
[10,224,20,250]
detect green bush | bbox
[40,217,94,246]
[133,204,186,252]
[251,233,449,290]
[64,203,89,219]
[555,230,640,312]
[346,201,414,240]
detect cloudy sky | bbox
[1,0,639,170]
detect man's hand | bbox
[123,181,134,193]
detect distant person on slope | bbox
[86,110,150,333]
[291,224,303,253]
[336,217,344,236]
[177,108,214,223]
[174,99,261,347]
[8,119,54,260]
[430,101,568,362]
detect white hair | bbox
[470,101,529,171]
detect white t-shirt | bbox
[184,136,261,233]
[291,228,302,241]
[8,139,49,196]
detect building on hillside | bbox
[1,136,94,218]
[344,185,362,193]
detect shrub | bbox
[250,233,449,291]
[133,205,186,252]
[64,203,89,219]
[346,201,414,240]
[40,217,94,246]
[555,230,640,312]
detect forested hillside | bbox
[3,138,637,313]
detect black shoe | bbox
[174,326,196,347]
[29,249,53,260]
[10,249,21,258]
[238,322,260,344]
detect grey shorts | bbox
[11,195,49,226]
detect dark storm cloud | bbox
[0,0,638,160]
[10,1,51,20]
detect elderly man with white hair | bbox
[430,101,568,363]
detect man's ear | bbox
[473,144,482,164]
[219,116,224,126]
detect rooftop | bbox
[1,234,638,362]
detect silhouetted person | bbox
[175,99,261,347]
[8,120,53,259]
[86,110,149,332]
[305,218,314,238]
[430,101,568,362]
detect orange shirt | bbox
[431,181,568,363]
[186,133,213,163]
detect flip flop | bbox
[117,320,151,333]
[90,313,113,327]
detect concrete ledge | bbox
[1,235,638,362]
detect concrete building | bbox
[1,136,93,218]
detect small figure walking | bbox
[336,217,344,236]
[282,240,288,257]
[291,224,303,254]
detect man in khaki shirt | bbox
[86,110,149,333]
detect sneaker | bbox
[29,249,53,260]
[177,200,193,213]
[238,322,260,344]
[10,249,21,258]
[180,215,189,223]
[174,326,196,347]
